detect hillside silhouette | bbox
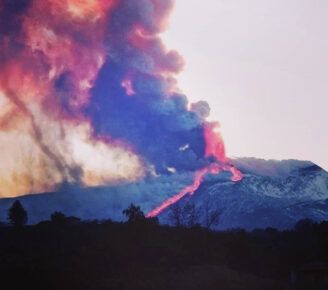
[1,203,328,290]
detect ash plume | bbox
[0,0,242,203]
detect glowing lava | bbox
[146,123,243,218]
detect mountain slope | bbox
[0,158,327,229]
[170,158,328,229]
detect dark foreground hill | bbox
[1,219,328,290]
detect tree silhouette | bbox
[169,204,182,227]
[8,200,28,227]
[184,202,200,228]
[122,204,145,223]
[204,198,221,230]
[169,202,201,228]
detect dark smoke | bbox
[86,0,208,173]
[0,0,241,199]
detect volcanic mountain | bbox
[0,158,327,230]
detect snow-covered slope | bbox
[0,158,327,230]
[171,158,328,229]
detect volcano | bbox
[0,158,327,230]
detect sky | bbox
[163,0,328,170]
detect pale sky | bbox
[163,0,328,170]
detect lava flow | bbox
[146,122,243,218]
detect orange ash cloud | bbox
[0,0,145,197]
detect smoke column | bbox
[0,0,242,213]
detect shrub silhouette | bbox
[51,211,81,226]
[122,203,145,223]
[8,200,28,227]
[51,211,67,225]
[294,218,317,232]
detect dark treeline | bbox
[0,201,328,290]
